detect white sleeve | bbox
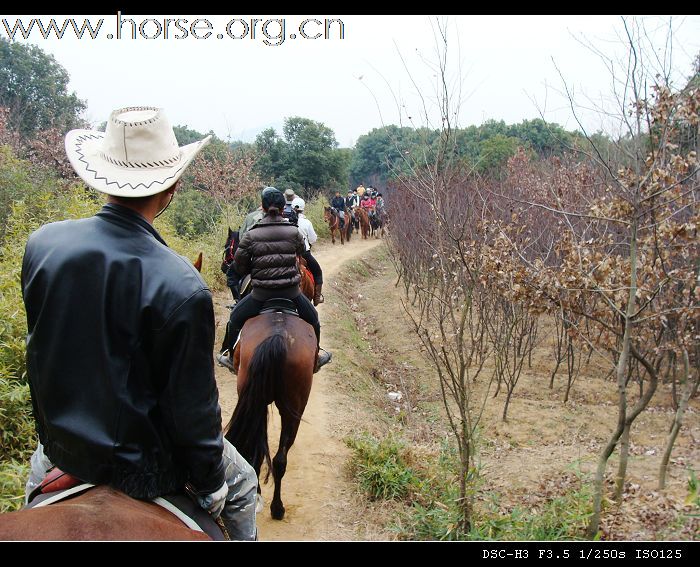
[307,220,317,246]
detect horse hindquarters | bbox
[225,315,315,521]
[225,334,286,478]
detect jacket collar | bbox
[255,214,291,227]
[96,203,168,247]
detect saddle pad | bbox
[155,494,228,541]
[26,483,96,509]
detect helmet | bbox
[291,196,305,211]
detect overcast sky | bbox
[5,14,699,147]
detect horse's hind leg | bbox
[270,407,302,520]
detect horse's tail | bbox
[225,333,286,480]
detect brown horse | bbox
[356,207,370,239]
[0,486,211,540]
[342,209,353,243]
[225,310,316,521]
[298,256,315,300]
[323,206,344,245]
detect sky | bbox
[4,14,700,147]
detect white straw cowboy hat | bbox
[65,106,211,197]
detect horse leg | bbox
[270,406,302,520]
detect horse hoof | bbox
[271,503,285,521]
[255,494,264,514]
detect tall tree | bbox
[254,117,346,193]
[0,38,85,136]
[283,116,341,191]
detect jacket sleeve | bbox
[233,232,252,277]
[307,221,317,247]
[152,288,225,495]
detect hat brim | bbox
[65,129,211,197]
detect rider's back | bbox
[22,203,223,500]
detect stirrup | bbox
[217,351,235,372]
[314,348,332,373]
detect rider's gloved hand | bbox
[194,481,228,518]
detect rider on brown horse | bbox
[330,190,347,229]
[20,107,257,539]
[292,197,325,305]
[218,187,332,372]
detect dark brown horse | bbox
[356,207,370,240]
[225,310,316,521]
[323,206,344,245]
[341,209,353,243]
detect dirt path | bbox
[212,235,384,541]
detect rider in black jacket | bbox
[21,107,257,540]
[330,191,346,229]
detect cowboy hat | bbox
[65,106,211,197]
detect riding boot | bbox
[314,346,333,373]
[313,283,324,306]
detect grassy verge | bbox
[346,430,594,540]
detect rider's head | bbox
[262,187,285,216]
[284,188,296,202]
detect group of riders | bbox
[215,183,387,378]
[329,183,387,234]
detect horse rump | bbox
[225,333,287,479]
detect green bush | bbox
[468,481,593,540]
[346,434,421,501]
[0,377,35,461]
[168,187,221,238]
[305,194,330,240]
[0,460,30,513]
[348,430,593,541]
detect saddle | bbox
[26,468,228,540]
[259,297,299,317]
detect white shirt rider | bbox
[292,197,317,251]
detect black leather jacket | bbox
[330,196,346,211]
[21,203,225,500]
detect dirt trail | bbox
[212,235,383,541]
